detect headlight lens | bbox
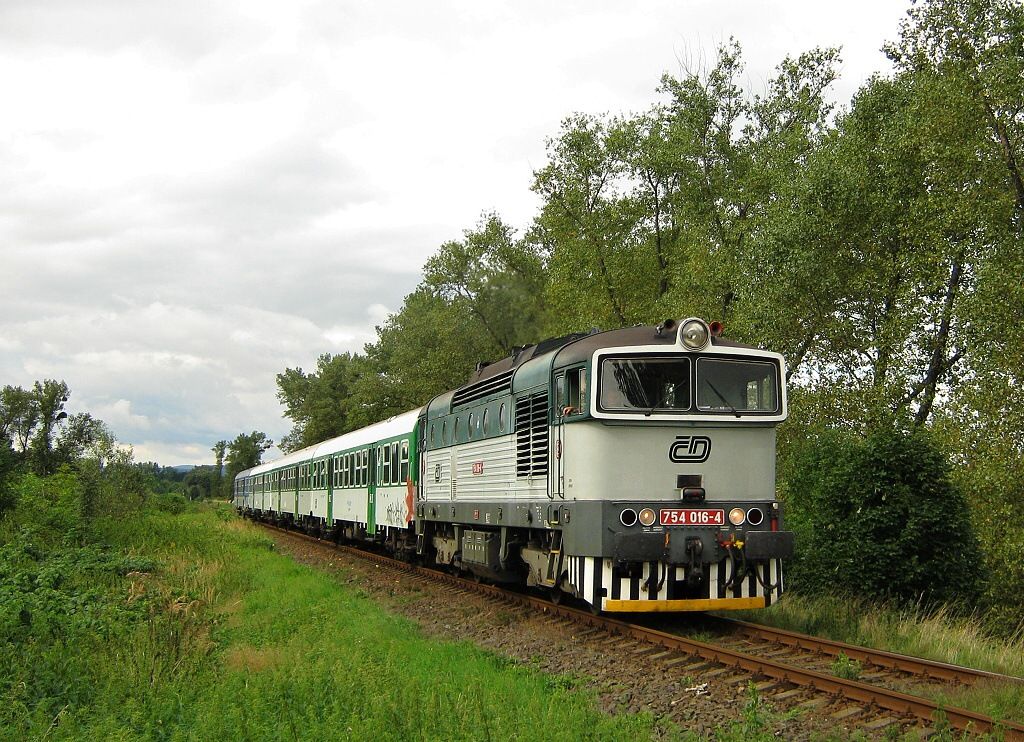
[728,507,746,525]
[746,507,764,526]
[638,508,656,526]
[680,319,710,350]
[620,508,638,527]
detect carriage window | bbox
[697,358,779,413]
[599,357,691,412]
[382,445,391,485]
[468,412,475,438]
[498,403,506,432]
[400,440,409,483]
[391,442,400,484]
[482,408,490,435]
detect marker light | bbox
[620,508,638,527]
[679,319,710,350]
[746,507,764,526]
[728,507,746,526]
[709,321,724,337]
[638,508,657,526]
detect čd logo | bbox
[669,435,711,463]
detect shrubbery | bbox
[783,426,983,609]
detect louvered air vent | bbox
[452,369,514,408]
[515,393,549,478]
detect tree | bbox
[212,439,227,495]
[1,385,39,453]
[532,41,841,336]
[54,413,109,467]
[224,431,273,495]
[29,380,69,476]
[276,353,357,452]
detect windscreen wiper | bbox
[705,381,741,418]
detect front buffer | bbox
[554,500,795,612]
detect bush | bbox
[0,440,17,518]
[152,492,188,515]
[784,426,983,608]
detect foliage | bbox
[222,431,272,496]
[0,380,117,479]
[182,466,221,501]
[276,352,359,452]
[830,652,863,681]
[783,426,982,608]
[0,439,17,518]
[1,486,668,740]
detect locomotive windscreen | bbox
[696,358,779,413]
[599,357,691,412]
[598,355,780,415]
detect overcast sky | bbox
[1,0,909,465]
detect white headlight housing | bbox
[679,318,710,350]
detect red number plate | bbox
[660,508,725,526]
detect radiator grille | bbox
[452,369,514,408]
[515,393,549,478]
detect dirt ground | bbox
[267,530,916,740]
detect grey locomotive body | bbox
[416,317,793,612]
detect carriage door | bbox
[367,446,378,534]
[553,373,566,499]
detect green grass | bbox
[4,501,686,741]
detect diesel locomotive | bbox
[234,317,794,612]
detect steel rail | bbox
[258,522,1024,740]
[712,616,1024,687]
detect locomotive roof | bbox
[460,324,757,387]
[424,322,762,419]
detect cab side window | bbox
[558,368,586,416]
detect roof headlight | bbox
[679,318,710,350]
[729,507,746,526]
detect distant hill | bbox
[170,465,196,473]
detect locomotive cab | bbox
[545,318,793,611]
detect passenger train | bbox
[234,317,794,612]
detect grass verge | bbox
[4,502,681,741]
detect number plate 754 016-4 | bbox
[659,508,725,526]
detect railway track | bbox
[258,521,1024,739]
[703,616,1024,688]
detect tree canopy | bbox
[261,0,1023,628]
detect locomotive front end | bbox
[550,318,793,612]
